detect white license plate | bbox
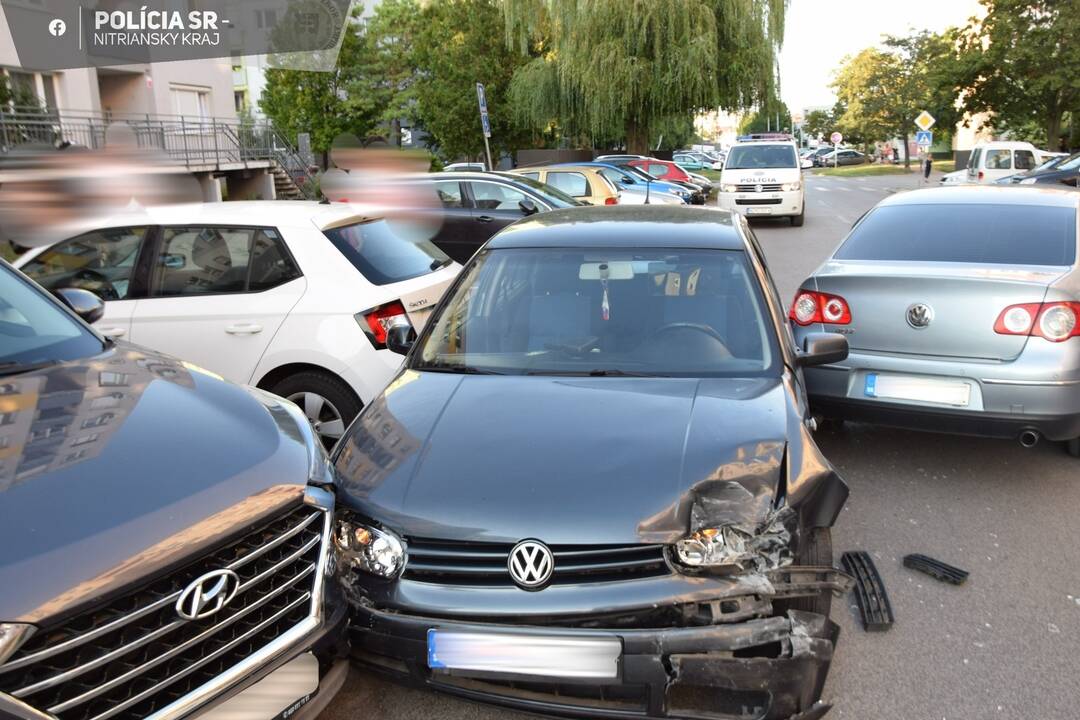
[745,207,773,215]
[864,373,971,407]
[203,653,318,720]
[427,629,620,679]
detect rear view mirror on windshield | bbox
[579,262,635,280]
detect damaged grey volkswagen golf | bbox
[331,206,854,720]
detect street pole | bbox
[482,134,493,172]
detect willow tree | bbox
[502,0,786,153]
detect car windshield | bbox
[497,174,583,207]
[0,264,103,371]
[323,219,449,286]
[725,144,798,169]
[1056,153,1080,172]
[414,248,778,377]
[837,204,1077,266]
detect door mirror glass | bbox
[386,323,415,356]
[54,287,106,325]
[798,332,848,367]
[518,198,539,216]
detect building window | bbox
[234,90,247,113]
[170,85,210,121]
[1,69,58,112]
[255,9,278,28]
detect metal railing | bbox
[0,107,319,200]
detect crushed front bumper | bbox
[347,568,851,720]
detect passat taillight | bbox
[994,302,1080,342]
[358,300,411,348]
[789,290,852,326]
[605,196,619,205]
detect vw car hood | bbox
[334,370,844,546]
[0,346,314,623]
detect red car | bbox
[628,158,694,183]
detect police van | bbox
[717,134,805,226]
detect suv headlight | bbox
[721,184,738,193]
[334,517,406,578]
[782,182,801,192]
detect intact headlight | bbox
[1019,178,1037,185]
[782,182,801,192]
[334,517,406,578]
[721,184,738,193]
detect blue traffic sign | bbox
[476,83,488,113]
[915,130,933,146]
[480,111,491,138]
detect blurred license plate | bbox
[864,373,971,407]
[427,629,620,679]
[745,207,773,215]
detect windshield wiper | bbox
[416,362,504,375]
[526,369,657,377]
[0,359,60,377]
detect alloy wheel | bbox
[288,391,346,449]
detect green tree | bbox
[802,109,833,140]
[412,0,530,162]
[260,9,378,164]
[739,98,793,134]
[832,32,954,166]
[958,0,1080,149]
[352,0,422,147]
[503,0,786,154]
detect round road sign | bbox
[830,131,843,145]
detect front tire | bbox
[773,527,833,618]
[270,370,362,450]
[1067,437,1080,458]
[791,207,805,227]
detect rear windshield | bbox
[323,219,449,285]
[725,144,797,170]
[836,204,1077,266]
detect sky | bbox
[779,0,985,114]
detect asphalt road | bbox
[322,172,1080,720]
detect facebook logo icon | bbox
[48,18,67,37]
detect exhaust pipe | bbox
[1018,430,1040,448]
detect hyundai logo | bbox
[508,540,554,589]
[175,569,241,621]
[906,303,934,329]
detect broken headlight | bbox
[333,517,406,579]
[674,511,795,573]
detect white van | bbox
[965,141,1045,183]
[717,134,805,226]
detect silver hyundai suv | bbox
[789,186,1080,457]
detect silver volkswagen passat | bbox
[789,185,1080,457]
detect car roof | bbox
[973,141,1038,149]
[53,201,382,236]
[487,206,743,250]
[877,185,1080,209]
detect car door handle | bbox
[476,215,494,223]
[225,323,263,335]
[97,326,126,338]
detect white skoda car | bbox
[15,201,460,447]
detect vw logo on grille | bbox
[508,540,554,589]
[175,569,240,621]
[906,303,934,329]
[754,184,763,193]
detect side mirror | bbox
[160,253,186,269]
[621,175,634,184]
[386,323,415,356]
[798,332,848,367]
[54,287,105,325]
[518,198,539,216]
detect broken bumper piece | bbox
[349,605,842,720]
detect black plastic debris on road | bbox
[840,551,895,631]
[903,553,969,585]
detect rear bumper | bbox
[803,350,1080,441]
[350,604,838,720]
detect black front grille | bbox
[735,183,782,192]
[403,539,670,586]
[0,505,325,720]
[735,198,782,205]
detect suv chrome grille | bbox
[403,539,670,586]
[0,505,327,720]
